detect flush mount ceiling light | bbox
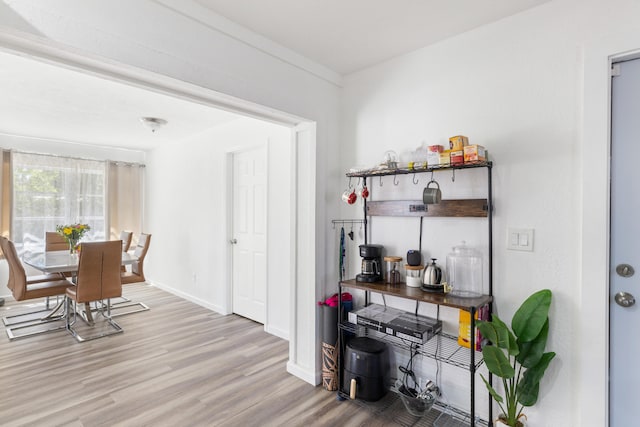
[139,117,167,133]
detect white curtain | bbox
[11,151,106,251]
[1,150,10,239]
[107,161,144,245]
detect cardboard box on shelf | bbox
[439,150,451,166]
[449,135,469,151]
[450,150,464,165]
[463,145,487,162]
[458,304,489,351]
[424,145,443,167]
[426,152,440,167]
[348,303,442,344]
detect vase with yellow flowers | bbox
[56,223,91,254]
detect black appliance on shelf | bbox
[342,337,389,401]
[355,244,383,283]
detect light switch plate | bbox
[507,228,534,252]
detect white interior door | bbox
[610,57,640,426]
[232,146,267,324]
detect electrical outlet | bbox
[507,228,534,252]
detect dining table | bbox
[22,249,139,324]
[23,249,138,274]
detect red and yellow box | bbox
[450,150,464,165]
[463,145,487,162]
[449,135,469,151]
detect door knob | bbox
[229,238,238,244]
[615,291,636,308]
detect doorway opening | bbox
[0,32,317,384]
[223,123,293,340]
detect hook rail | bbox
[331,219,365,229]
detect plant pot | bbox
[495,414,527,427]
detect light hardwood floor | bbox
[0,284,423,427]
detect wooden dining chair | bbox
[1,236,70,326]
[113,233,152,316]
[1,236,63,290]
[119,230,133,274]
[44,231,75,278]
[121,233,151,285]
[1,237,74,340]
[45,231,69,251]
[120,230,133,252]
[65,240,123,342]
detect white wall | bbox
[340,0,640,425]
[145,117,291,339]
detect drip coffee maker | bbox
[356,244,383,283]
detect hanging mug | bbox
[361,185,369,199]
[423,180,442,204]
[342,189,357,204]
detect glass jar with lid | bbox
[383,256,403,285]
[446,241,483,297]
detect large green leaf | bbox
[517,380,539,407]
[482,345,515,379]
[478,315,519,355]
[517,351,556,406]
[512,289,552,342]
[480,373,504,403]
[523,351,556,385]
[517,318,549,368]
[477,320,498,345]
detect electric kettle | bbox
[422,258,444,292]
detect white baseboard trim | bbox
[148,280,228,315]
[265,324,289,341]
[286,360,320,386]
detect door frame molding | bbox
[581,35,640,426]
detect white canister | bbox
[404,264,423,288]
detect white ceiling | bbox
[0,51,241,151]
[192,0,550,75]
[0,0,549,150]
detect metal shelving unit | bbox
[337,162,493,427]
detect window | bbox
[11,152,106,250]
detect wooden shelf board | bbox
[366,199,488,218]
[340,279,492,311]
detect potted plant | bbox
[476,289,556,427]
